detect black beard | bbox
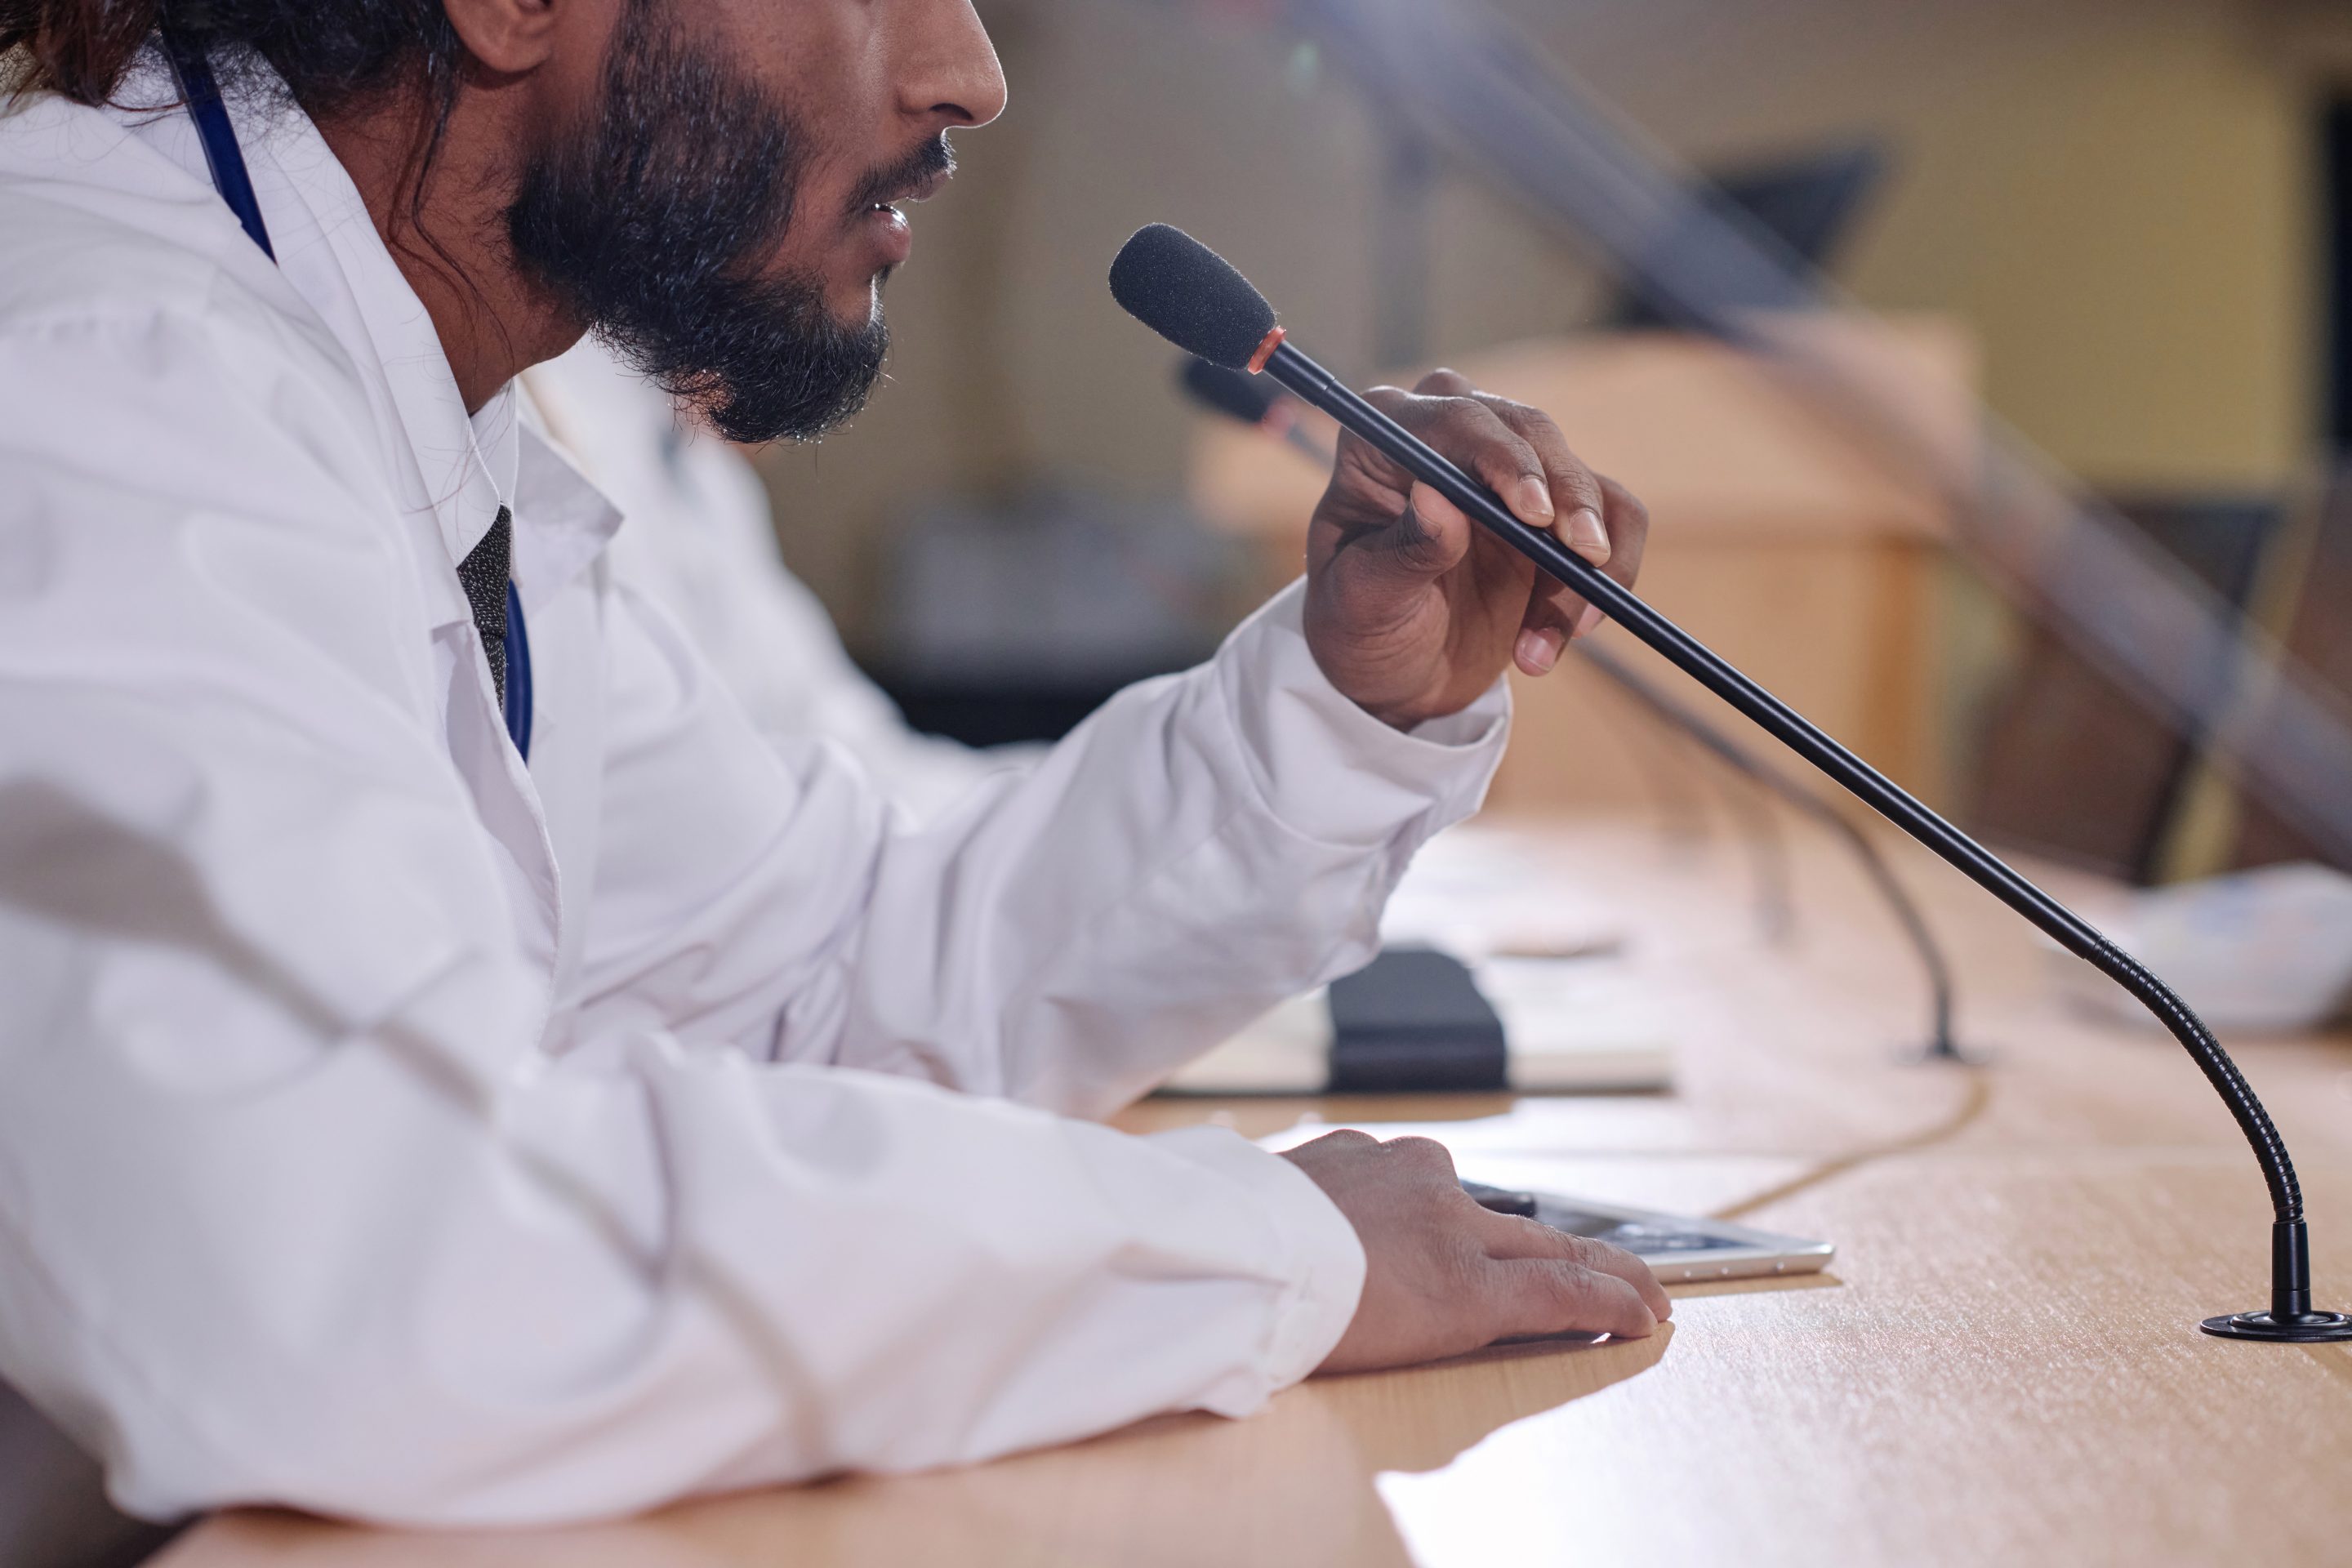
[505,2,889,444]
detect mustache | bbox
[844,131,957,217]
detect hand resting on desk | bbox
[1281,1130,1669,1372]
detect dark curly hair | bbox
[2,0,459,109]
[1,0,468,219]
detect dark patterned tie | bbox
[456,506,512,711]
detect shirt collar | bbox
[117,51,621,589]
[513,387,626,616]
[470,384,520,510]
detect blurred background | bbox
[744,0,2352,887]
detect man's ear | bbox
[442,0,566,74]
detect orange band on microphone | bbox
[1245,325,1287,374]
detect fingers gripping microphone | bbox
[1113,221,2350,1344]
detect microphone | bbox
[1113,220,2349,1343]
[1179,356,1332,466]
[1176,351,1962,1061]
[1179,355,1281,424]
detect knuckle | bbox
[1385,1134,1456,1170]
[1483,394,1548,432]
[1606,1237,1655,1272]
[1493,399,1579,453]
[1504,1213,1571,1252]
[1557,1232,1615,1267]
[1541,1260,1601,1306]
[1581,1236,1647,1276]
[1428,395,1490,432]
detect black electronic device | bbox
[1326,947,1507,1094]
[1113,221,2349,1343]
[1606,141,1886,332]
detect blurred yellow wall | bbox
[1544,0,2319,491]
[751,0,2326,648]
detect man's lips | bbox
[844,138,956,272]
[858,166,950,218]
[855,170,947,270]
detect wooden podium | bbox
[1190,314,1980,813]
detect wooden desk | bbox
[157,819,2352,1568]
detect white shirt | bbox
[0,65,1509,1526]
[526,341,1027,823]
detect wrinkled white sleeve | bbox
[580,571,1506,1115]
[0,298,1503,1530]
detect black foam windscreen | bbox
[1178,356,1283,425]
[1109,224,1277,370]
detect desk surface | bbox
[158,818,2352,1568]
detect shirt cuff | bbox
[1146,1125,1366,1401]
[1212,578,1511,851]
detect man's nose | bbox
[899,0,1009,129]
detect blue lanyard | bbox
[162,32,533,762]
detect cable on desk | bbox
[1584,644,1964,1061]
[1705,1064,1993,1224]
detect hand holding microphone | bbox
[1304,366,1650,728]
[1134,230,1649,732]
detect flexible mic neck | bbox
[1252,333,2336,1338]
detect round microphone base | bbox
[2199,1309,2352,1343]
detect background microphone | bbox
[1178,357,1331,466]
[1178,355,1278,424]
[1115,220,2348,1343]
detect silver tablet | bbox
[1462,1181,1835,1285]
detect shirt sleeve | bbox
[578,574,1508,1118]
[0,286,1493,1527]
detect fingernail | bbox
[1573,604,1603,639]
[1566,507,1610,564]
[1516,626,1564,674]
[1513,476,1554,523]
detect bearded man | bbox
[0,0,1655,1529]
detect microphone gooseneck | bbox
[1178,353,1965,1061]
[1116,223,2350,1343]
